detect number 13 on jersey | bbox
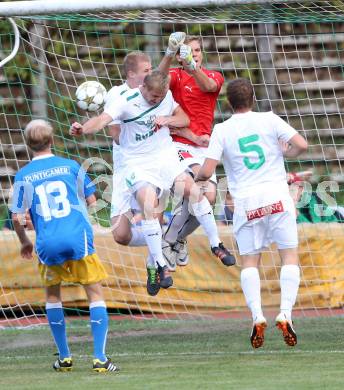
[238,134,266,170]
[35,181,71,221]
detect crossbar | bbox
[0,0,298,17]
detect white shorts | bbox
[111,147,184,217]
[110,172,140,218]
[233,195,298,255]
[173,141,217,183]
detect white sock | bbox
[280,264,300,320]
[190,198,220,248]
[129,226,146,247]
[164,198,190,244]
[241,267,264,321]
[146,254,155,268]
[141,219,166,268]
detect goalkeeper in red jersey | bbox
[159,34,235,270]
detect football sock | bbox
[241,267,264,321]
[146,254,155,268]
[190,198,220,248]
[177,214,200,241]
[90,301,108,362]
[164,197,190,244]
[280,264,300,320]
[129,226,146,246]
[46,302,70,359]
[141,218,166,267]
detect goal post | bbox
[1,0,344,326]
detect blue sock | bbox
[46,302,70,359]
[90,301,108,361]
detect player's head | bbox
[226,78,254,112]
[177,36,203,67]
[123,51,152,88]
[24,119,53,152]
[141,70,170,105]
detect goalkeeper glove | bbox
[179,44,197,71]
[166,32,186,57]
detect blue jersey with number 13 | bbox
[11,155,96,265]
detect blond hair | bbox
[185,35,202,46]
[143,70,170,92]
[24,119,53,152]
[123,51,151,77]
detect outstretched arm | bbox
[159,32,186,75]
[159,55,174,76]
[70,112,113,136]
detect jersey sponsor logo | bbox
[246,200,284,221]
[178,149,194,161]
[135,129,155,142]
[23,166,70,183]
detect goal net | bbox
[1,0,344,326]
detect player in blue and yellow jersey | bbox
[10,119,118,373]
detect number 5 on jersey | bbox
[238,134,266,170]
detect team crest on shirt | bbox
[136,115,156,130]
[135,115,160,141]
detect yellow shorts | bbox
[38,253,108,287]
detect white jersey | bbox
[104,82,130,169]
[104,82,130,120]
[104,88,178,162]
[206,111,297,203]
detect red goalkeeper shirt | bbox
[169,67,224,146]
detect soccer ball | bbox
[75,81,107,112]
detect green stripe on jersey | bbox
[120,89,128,96]
[126,91,139,101]
[123,101,162,123]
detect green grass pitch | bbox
[0,316,343,390]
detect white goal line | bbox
[0,0,299,17]
[0,350,343,360]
